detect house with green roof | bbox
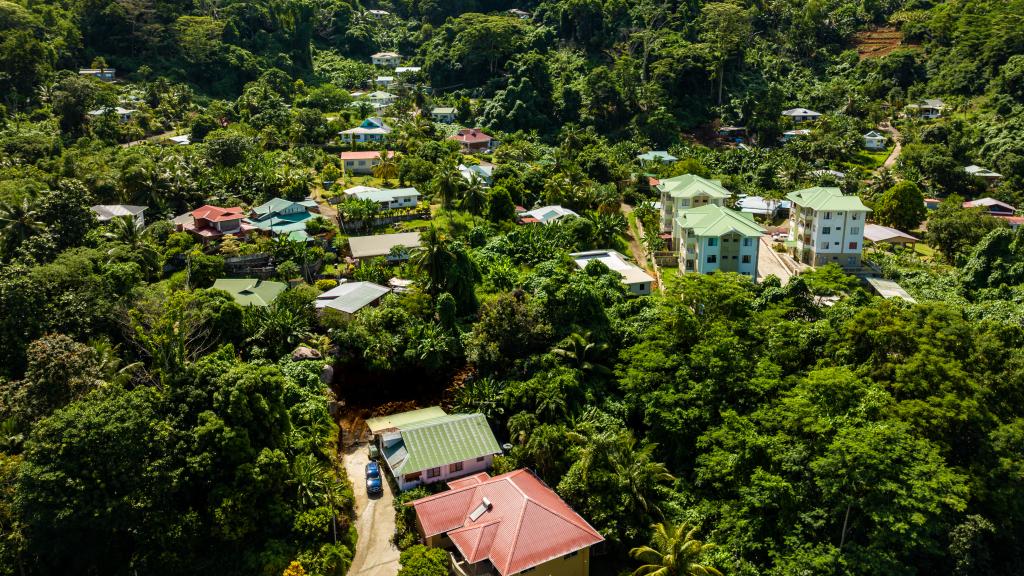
[656,174,732,232]
[380,412,502,491]
[675,204,765,278]
[211,278,287,307]
[246,198,320,239]
[786,187,871,268]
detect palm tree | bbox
[431,163,463,210]
[411,225,455,295]
[614,438,675,521]
[372,150,399,185]
[461,173,488,216]
[630,522,722,576]
[587,211,627,249]
[0,197,44,257]
[104,215,160,275]
[552,332,611,377]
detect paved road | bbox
[344,443,400,576]
[758,236,794,284]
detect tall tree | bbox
[630,522,723,576]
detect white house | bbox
[340,150,395,174]
[349,187,421,210]
[786,187,871,269]
[782,108,822,123]
[674,204,765,279]
[395,66,421,75]
[781,129,810,142]
[91,204,147,227]
[78,68,116,81]
[430,106,457,123]
[570,250,654,295]
[88,106,136,123]
[371,51,401,67]
[374,76,395,88]
[377,412,502,491]
[907,99,945,119]
[519,205,579,225]
[863,130,887,150]
[339,117,392,143]
[367,91,396,110]
[458,162,494,186]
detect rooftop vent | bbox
[468,497,493,522]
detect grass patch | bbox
[847,146,893,170]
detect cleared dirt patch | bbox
[854,27,918,59]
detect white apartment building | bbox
[786,187,871,268]
[675,204,764,278]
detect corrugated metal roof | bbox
[317,281,390,314]
[786,187,871,212]
[676,204,766,237]
[365,406,448,434]
[349,232,422,258]
[396,413,501,474]
[411,469,604,576]
[656,174,731,199]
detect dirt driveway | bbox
[758,236,795,284]
[344,443,401,576]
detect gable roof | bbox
[864,223,919,244]
[451,128,492,144]
[340,150,395,161]
[348,231,423,259]
[373,51,400,58]
[251,197,317,217]
[192,205,246,222]
[785,187,871,212]
[316,281,391,314]
[964,197,1016,212]
[522,205,578,225]
[432,106,457,114]
[385,413,502,475]
[366,407,448,434]
[637,150,678,162]
[569,249,654,286]
[656,174,731,200]
[863,130,885,139]
[964,165,1003,178]
[410,469,604,576]
[212,278,287,307]
[91,204,147,221]
[676,204,766,237]
[782,107,822,117]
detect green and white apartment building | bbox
[785,187,871,268]
[657,175,766,279]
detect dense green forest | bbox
[2,0,1024,574]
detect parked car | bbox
[365,461,383,495]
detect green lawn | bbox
[846,146,893,170]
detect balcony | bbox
[451,552,496,576]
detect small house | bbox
[340,117,392,143]
[507,8,530,19]
[367,91,396,110]
[519,205,579,225]
[173,205,256,242]
[315,281,391,317]
[636,150,678,164]
[449,128,494,153]
[781,129,810,142]
[963,197,1016,217]
[212,278,287,307]
[371,51,401,68]
[570,249,654,295]
[78,68,116,81]
[781,108,822,123]
[430,107,457,123]
[458,163,493,186]
[91,204,147,227]
[88,106,136,123]
[907,99,945,119]
[395,66,421,75]
[863,130,887,150]
[408,469,604,576]
[340,150,395,175]
[863,223,919,246]
[374,76,395,89]
[349,187,421,210]
[965,165,1003,187]
[348,231,423,262]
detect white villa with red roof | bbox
[340,150,395,174]
[173,205,256,242]
[450,128,494,153]
[409,469,604,576]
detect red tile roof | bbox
[450,128,492,144]
[192,204,245,222]
[410,469,603,576]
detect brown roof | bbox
[410,469,603,576]
[450,128,492,144]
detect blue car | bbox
[365,462,383,495]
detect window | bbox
[742,255,751,264]
[427,467,441,478]
[824,212,832,220]
[822,227,831,234]
[848,242,858,249]
[476,456,485,462]
[707,255,717,263]
[742,238,751,247]
[707,238,717,247]
[449,462,463,473]
[680,199,690,207]
[850,226,860,234]
[851,213,860,220]
[822,242,830,250]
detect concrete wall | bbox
[397,454,493,491]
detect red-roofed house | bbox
[173,205,256,242]
[409,469,603,576]
[450,128,494,153]
[340,150,396,175]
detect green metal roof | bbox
[366,406,447,434]
[656,174,731,200]
[211,278,287,307]
[637,150,678,162]
[676,204,766,237]
[388,413,501,474]
[785,187,871,212]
